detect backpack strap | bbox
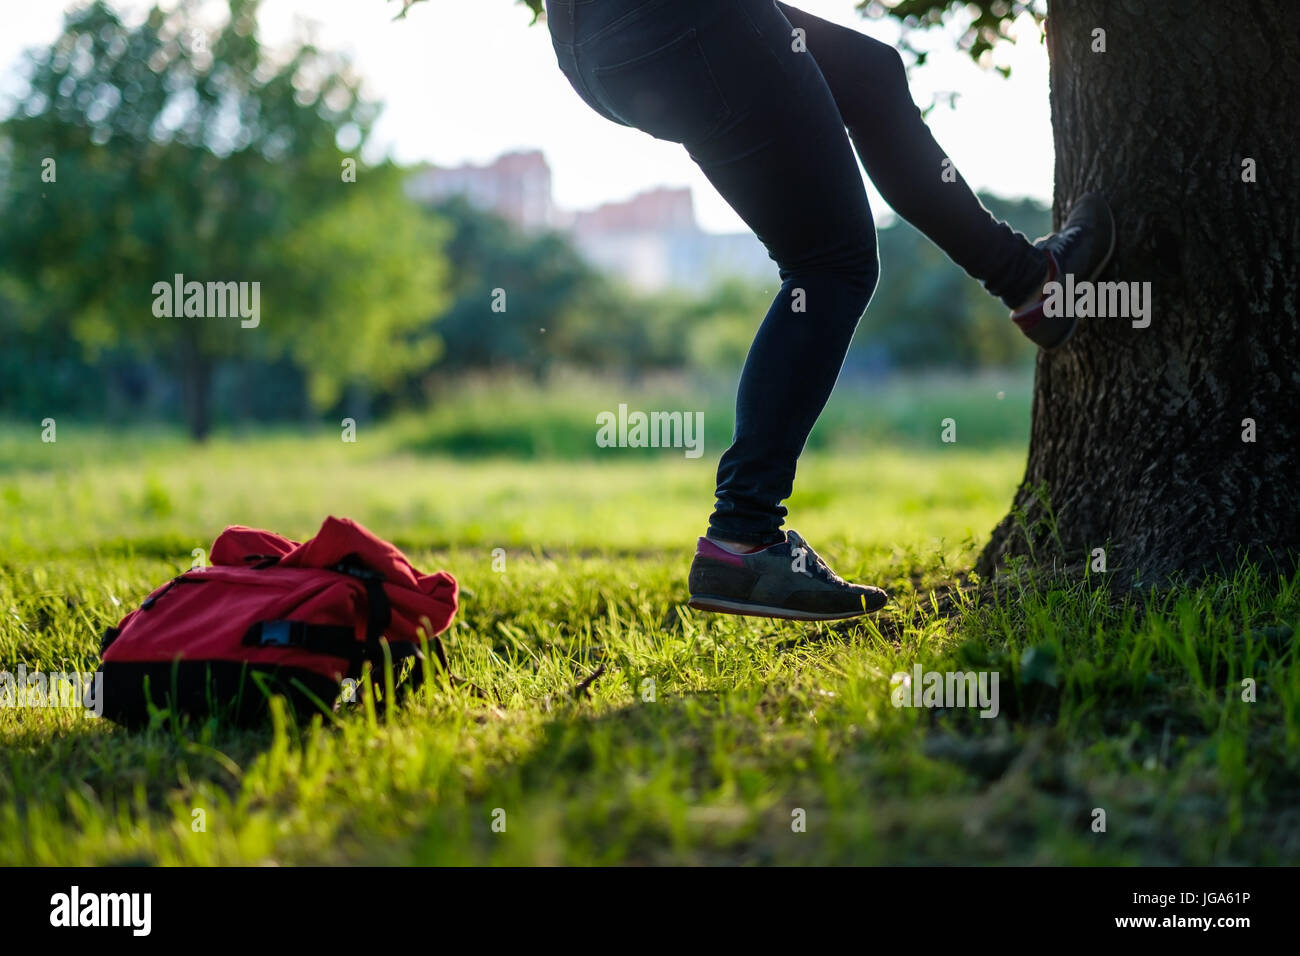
[243,620,361,659]
[333,555,440,685]
[245,554,456,703]
[332,555,392,665]
[240,555,396,667]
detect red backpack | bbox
[97,517,459,727]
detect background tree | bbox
[421,196,601,379]
[0,0,448,439]
[265,163,449,415]
[863,194,1045,370]
[862,0,1300,582]
[391,0,543,21]
[418,196,725,385]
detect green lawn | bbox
[2,392,1298,864]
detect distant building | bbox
[571,186,698,235]
[408,151,774,291]
[570,186,773,292]
[406,150,556,232]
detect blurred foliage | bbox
[0,0,447,438]
[265,165,449,410]
[418,196,611,380]
[860,0,1046,74]
[0,0,1049,438]
[390,0,544,24]
[410,200,775,389]
[0,176,1046,429]
[387,0,1047,64]
[861,194,1046,370]
[413,189,1044,390]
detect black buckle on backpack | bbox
[256,620,295,647]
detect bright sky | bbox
[0,0,1053,233]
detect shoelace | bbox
[1055,225,1083,255]
[789,535,848,587]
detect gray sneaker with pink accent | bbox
[688,529,887,621]
[1012,192,1117,350]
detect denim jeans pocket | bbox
[554,49,630,126]
[591,28,731,145]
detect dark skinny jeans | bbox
[546,0,1047,545]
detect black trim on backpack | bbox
[242,620,361,659]
[97,660,340,728]
[101,625,121,652]
[141,574,208,609]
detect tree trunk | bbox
[977,0,1300,584]
[179,333,214,443]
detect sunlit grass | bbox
[1,407,1297,864]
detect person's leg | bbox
[688,2,881,547]
[777,3,1049,311]
[544,0,892,616]
[550,0,882,546]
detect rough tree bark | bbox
[976,0,1300,584]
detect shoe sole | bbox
[1049,196,1118,350]
[688,595,883,621]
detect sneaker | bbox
[1013,191,1116,349]
[687,529,887,621]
